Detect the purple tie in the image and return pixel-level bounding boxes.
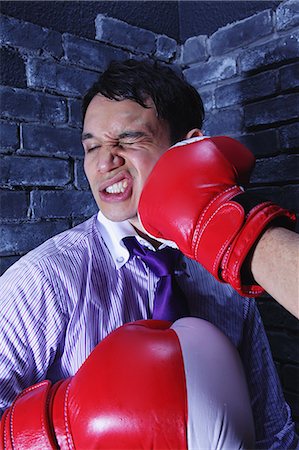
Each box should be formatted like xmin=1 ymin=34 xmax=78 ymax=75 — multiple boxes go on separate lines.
xmin=123 ymin=237 xmax=189 ymax=322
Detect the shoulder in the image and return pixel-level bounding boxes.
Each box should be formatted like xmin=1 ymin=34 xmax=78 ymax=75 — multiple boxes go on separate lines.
xmin=182 ymin=256 xmax=263 ymax=343
xmin=38 ymin=215 xmax=101 ymax=257
xmin=184 ymin=256 xmax=250 ymax=307
xmin=1 ymin=215 xmax=108 ymax=279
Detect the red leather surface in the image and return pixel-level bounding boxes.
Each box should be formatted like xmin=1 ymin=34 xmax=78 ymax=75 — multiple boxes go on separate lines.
xmin=138 ymin=136 xmax=295 ymax=296
xmin=58 ymin=320 xmax=187 ymax=449
xmin=0 ymin=381 xmax=57 ymax=449
xmin=138 ymin=136 xmax=254 ymax=256
xmin=1 ymin=320 xmax=188 ymax=450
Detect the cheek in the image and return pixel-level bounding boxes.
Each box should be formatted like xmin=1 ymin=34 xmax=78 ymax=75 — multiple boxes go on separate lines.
xmin=131 ymin=151 xmax=163 ymax=179
xmin=134 ymin=161 xmax=156 ymax=190
xmin=83 ymin=160 xmax=88 ymax=176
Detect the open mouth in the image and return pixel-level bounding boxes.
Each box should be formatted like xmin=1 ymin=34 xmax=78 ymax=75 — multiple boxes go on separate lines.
xmin=99 ymin=174 xmax=133 ymax=202
xmin=105 ymin=179 xmax=128 ymax=194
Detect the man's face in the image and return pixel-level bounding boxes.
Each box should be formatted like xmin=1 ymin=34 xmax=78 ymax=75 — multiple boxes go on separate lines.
xmin=82 ymin=95 xmax=172 ymax=228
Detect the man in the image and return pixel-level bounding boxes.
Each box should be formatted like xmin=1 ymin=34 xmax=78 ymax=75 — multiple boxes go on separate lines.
xmin=0 ymin=59 xmax=298 ymax=447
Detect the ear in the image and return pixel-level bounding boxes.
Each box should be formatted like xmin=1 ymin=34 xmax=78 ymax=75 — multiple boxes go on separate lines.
xmin=185 ymin=129 xmax=203 ymax=139
xmin=185 ymin=128 xmax=203 ymax=139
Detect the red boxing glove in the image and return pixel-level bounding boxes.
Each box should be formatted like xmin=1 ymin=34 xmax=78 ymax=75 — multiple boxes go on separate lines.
xmin=1 ymin=318 xmax=254 ymax=449
xmin=138 ymin=136 xmax=296 ymax=296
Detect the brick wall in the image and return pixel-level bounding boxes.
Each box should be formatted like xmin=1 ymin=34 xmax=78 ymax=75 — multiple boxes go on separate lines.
xmin=1 ymin=0 xmax=298 ymax=428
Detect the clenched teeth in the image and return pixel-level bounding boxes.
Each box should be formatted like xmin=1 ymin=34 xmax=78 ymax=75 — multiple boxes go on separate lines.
xmin=105 ymin=180 xmax=128 ymax=194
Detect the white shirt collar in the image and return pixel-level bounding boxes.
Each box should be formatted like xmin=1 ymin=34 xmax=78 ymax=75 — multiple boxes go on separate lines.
xmin=96 ymin=211 xmax=158 ymax=269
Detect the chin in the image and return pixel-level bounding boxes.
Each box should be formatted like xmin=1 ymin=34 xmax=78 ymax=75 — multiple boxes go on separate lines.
xmin=101 ymin=209 xmax=138 ymax=224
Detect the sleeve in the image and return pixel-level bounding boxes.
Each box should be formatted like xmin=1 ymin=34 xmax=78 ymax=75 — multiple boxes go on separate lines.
xmin=240 ymin=299 xmax=298 ymax=449
xmin=0 ymin=259 xmax=67 ymax=417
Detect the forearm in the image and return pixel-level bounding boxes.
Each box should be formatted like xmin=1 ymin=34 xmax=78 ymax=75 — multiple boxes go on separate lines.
xmin=251 ymin=227 xmax=299 ymax=319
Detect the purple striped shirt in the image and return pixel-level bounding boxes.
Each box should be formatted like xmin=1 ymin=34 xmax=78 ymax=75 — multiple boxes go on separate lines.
xmin=0 ymin=213 xmax=297 ymax=448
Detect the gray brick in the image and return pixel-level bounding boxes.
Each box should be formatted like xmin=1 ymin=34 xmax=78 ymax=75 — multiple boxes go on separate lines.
xmin=0 ymin=87 xmax=67 ymax=123
xmin=167 ymin=62 xmax=183 ymax=78
xmin=215 ymin=82 xmax=243 ymax=109
xmin=198 ymin=88 xmax=214 ymax=112
xmin=276 ymin=0 xmax=299 ymax=31
xmin=0 ymin=15 xmax=63 ymax=58
xmin=72 ymin=217 xmax=89 ymax=228
xmin=63 ymin=33 xmax=128 ymax=71
xmin=279 ymin=122 xmax=299 ymax=150
xmin=95 ymin=14 xmax=156 ymax=54
xmin=22 ymin=124 xmax=82 ymax=158
xmin=268 ymin=332 xmax=299 ymax=363
xmin=283 ymin=365 xmax=299 ymax=393
xmin=184 ymin=57 xmax=236 ymax=88
xmin=0 ymin=122 xmax=19 ymax=152
xmin=251 ymin=154 xmax=299 ymax=184
xmin=155 ymin=35 xmax=177 ymax=62
xmin=203 ymin=108 xmax=243 ymax=135
xmin=68 ymin=99 xmax=83 ymax=128
xmin=74 ymin=160 xmax=90 ymax=190
xmin=0 ymin=221 xmax=69 ymax=256
xmin=0 ymin=256 xmax=21 ymax=276
xmin=244 ymin=93 xmax=299 ymax=128
xmin=31 ymin=190 xmax=97 ymax=219
xmin=210 ymin=10 xmax=273 ymax=56
xmin=181 ymin=35 xmax=207 ymax=66
xmin=0 ymin=47 xmax=26 ymax=88
xmin=27 ymin=58 xmax=99 ymax=97
xmin=248 ymin=184 xmax=299 ymax=213
xmin=239 ymin=32 xmax=299 ymax=73
xmin=0 ymin=156 xmax=70 ymax=187
xmin=236 ymin=129 xmax=279 ymax=157
xmin=280 ymin=185 xmax=299 ymax=211
xmin=215 ymin=71 xmax=278 ymax=108
xmin=280 ymin=62 xmax=299 ymax=90
xmin=247 ymin=186 xmax=285 ymax=209
xmin=0 ymin=191 xmax=28 ymax=219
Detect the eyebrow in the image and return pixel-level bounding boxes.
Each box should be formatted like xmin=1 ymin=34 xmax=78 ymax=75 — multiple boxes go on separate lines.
xmin=81 ymin=130 xmax=149 ymax=142
xmin=118 ymin=131 xmax=147 ymax=140
xmin=81 ymin=132 xmax=93 ymax=142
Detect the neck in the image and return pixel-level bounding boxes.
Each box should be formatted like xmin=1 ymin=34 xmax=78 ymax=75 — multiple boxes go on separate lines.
xmin=132 ymin=225 xmax=161 ymax=250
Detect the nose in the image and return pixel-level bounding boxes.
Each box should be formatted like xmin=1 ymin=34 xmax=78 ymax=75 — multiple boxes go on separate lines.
xmin=97 ymin=145 xmax=124 ymax=173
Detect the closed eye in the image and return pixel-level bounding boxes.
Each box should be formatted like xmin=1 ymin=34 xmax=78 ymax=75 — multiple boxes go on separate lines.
xmin=119 ymin=141 xmax=136 ymax=146
xmin=118 ymin=131 xmax=147 ymax=145
xmin=85 ymin=145 xmax=101 ymax=153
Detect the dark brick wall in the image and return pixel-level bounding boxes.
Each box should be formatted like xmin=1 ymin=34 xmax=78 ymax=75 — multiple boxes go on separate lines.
xmin=181 ymin=0 xmax=299 ymax=429
xmin=1 ymin=0 xmax=298 ymax=429
xmin=0 ymin=0 xmax=281 ymax=42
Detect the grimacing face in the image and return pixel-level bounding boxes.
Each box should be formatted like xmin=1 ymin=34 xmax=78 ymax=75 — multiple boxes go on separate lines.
xmin=82 ymin=95 xmax=172 ymax=229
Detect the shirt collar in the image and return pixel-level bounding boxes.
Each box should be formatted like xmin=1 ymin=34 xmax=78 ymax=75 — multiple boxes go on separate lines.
xmin=96 ymin=211 xmax=189 ymax=276
xmin=96 ymin=211 xmax=158 ymax=269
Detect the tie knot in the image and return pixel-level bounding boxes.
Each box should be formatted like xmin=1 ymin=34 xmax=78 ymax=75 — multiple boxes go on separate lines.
xmin=123 ymin=237 xmax=179 ymax=277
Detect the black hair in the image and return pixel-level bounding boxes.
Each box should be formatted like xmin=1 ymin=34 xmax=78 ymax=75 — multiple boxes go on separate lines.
xmin=82 ymin=59 xmax=205 ymax=144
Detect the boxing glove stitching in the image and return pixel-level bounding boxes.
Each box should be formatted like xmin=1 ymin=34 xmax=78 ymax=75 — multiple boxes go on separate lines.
xmin=2 ymin=409 xmax=9 ymax=450
xmin=223 ymin=202 xmax=296 ymax=296
xmin=64 ymin=382 xmax=75 ymax=450
xmin=10 ymin=381 xmax=48 ymax=449
xmin=194 ymin=200 xmax=243 ymax=267
xmin=194 ymin=185 xmax=240 ymax=241
xmin=212 ymin=203 xmax=244 ymax=275
xmin=195 ymin=186 xmax=239 ymax=237
xmin=220 ymin=205 xmax=266 ymax=296
xmin=193 ymin=201 xmax=243 ymax=278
